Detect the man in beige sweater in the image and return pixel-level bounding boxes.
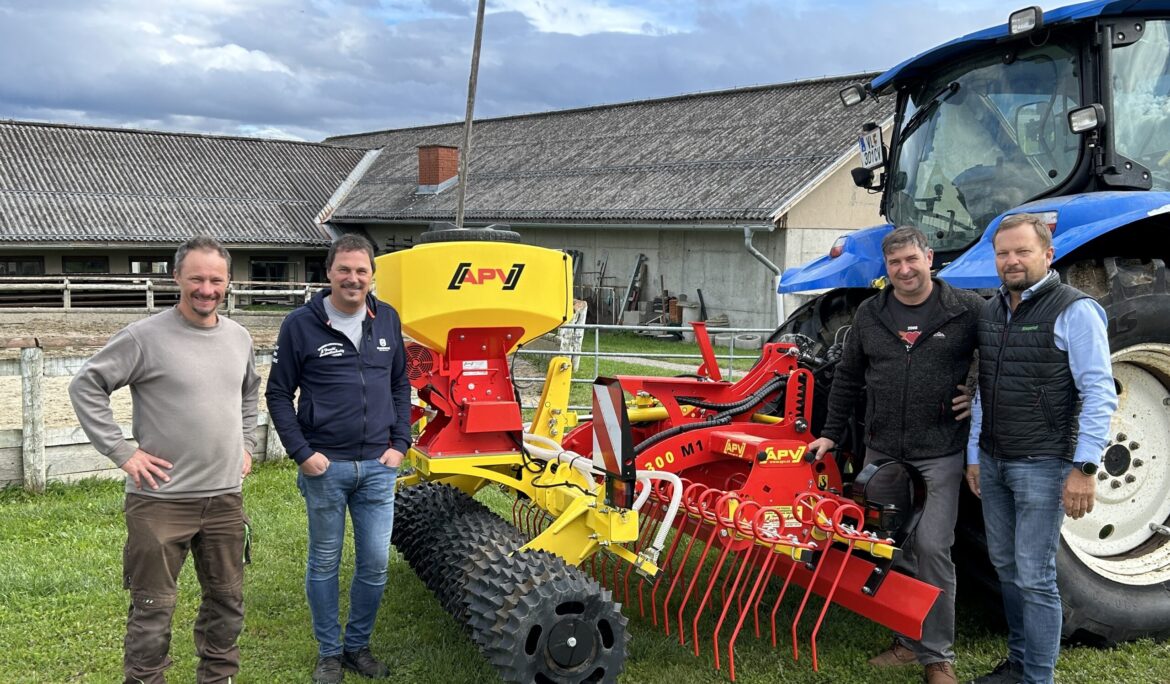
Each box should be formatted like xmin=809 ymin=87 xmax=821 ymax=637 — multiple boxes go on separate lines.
xmin=69 ymin=236 xmax=260 ymax=684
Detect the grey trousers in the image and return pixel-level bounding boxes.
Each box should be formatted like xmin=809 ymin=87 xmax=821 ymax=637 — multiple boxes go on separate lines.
xmin=864 ymin=448 xmax=963 ymax=665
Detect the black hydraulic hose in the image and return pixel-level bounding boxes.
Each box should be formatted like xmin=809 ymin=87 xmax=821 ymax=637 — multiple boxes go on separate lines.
xmin=676 ymin=373 xmax=790 ymax=411
xmin=635 ymin=374 xmax=787 ymax=454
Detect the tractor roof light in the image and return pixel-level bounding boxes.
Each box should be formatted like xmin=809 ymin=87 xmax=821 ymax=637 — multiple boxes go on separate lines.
xmin=829 ymin=236 xmax=847 ymax=258
xmin=839 ymin=84 xmax=866 ymax=107
xmin=1069 ymin=104 xmax=1106 ymax=133
xmin=1009 ymin=6 xmax=1043 ymax=35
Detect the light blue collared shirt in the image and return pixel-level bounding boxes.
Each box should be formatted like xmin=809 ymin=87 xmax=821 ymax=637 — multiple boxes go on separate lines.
xmin=967 ymin=270 xmax=1118 ymax=466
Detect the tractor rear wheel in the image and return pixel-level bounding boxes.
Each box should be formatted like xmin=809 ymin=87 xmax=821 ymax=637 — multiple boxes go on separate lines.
xmin=1054 ymin=258 xmax=1170 ymax=645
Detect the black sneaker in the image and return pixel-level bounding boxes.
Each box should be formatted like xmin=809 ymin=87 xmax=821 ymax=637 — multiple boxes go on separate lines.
xmin=312 ymin=655 xmax=344 ymax=684
xmin=966 ymin=659 xmax=1023 ymax=684
xmin=342 ymin=647 xmax=390 ymax=679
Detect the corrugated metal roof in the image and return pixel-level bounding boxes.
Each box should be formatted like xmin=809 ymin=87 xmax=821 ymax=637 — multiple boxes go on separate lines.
xmin=0 ymin=121 xmax=367 ymax=246
xmin=325 ymin=74 xmax=892 ymax=224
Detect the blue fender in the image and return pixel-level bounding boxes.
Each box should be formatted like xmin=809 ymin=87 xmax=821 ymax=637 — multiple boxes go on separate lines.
xmin=778 ymin=223 xmax=894 ymax=293
xmin=938 ymin=191 xmax=1170 ymax=289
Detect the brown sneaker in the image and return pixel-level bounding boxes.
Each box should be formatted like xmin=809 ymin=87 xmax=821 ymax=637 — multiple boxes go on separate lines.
xmin=867 ymin=640 xmax=917 ymax=667
xmin=925 ymin=661 xmax=958 ymax=684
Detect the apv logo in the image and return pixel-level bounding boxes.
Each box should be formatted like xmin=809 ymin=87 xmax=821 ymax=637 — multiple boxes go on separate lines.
xmin=448 ymin=262 xmax=525 ymax=290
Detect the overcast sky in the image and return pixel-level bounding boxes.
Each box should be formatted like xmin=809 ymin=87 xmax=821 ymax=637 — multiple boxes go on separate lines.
xmin=0 ymin=1 xmax=1044 ymax=142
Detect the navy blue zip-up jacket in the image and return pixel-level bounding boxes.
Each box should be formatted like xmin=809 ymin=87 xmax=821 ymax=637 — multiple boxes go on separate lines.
xmin=266 ymin=289 xmax=411 ymax=464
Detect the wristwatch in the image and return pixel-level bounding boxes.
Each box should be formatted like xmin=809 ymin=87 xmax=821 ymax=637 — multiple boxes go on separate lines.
xmin=1075 ymin=461 xmax=1099 ymax=476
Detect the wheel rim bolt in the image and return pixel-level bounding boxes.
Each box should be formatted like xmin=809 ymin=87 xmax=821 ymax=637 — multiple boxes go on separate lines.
xmin=1116 ymin=432 xmax=1128 ymax=442
xmin=1097 ymin=472 xmax=1108 ymax=481
xmin=567 ymin=637 xmax=578 ymax=647
xmin=1125 ymin=474 xmax=1136 ymax=484
xmin=1130 ymin=441 xmax=1140 ymax=450
xmin=1134 ymin=458 xmax=1144 ymax=467
xmin=1111 ymin=480 xmax=1123 ymax=489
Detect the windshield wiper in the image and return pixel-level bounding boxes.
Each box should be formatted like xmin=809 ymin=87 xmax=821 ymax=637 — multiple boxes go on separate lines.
xmin=899 ymin=81 xmax=961 ymax=142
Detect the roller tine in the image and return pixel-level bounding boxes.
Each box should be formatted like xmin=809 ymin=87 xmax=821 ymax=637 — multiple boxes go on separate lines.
xmin=622 ymin=502 xmax=660 ymax=605
xmin=662 ymin=509 xmax=706 ymax=637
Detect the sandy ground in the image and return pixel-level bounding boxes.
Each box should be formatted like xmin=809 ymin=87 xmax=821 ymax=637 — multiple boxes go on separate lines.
xmin=0 ymin=312 xmax=284 ymax=429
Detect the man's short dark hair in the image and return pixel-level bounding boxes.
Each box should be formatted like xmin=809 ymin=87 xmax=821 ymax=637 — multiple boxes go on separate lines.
xmin=326 ymin=234 xmax=377 ymax=273
xmin=881 ymin=226 xmax=930 ymax=257
xmin=175 ymin=235 xmax=231 ymax=274
xmin=994 ymin=213 xmax=1053 ymax=250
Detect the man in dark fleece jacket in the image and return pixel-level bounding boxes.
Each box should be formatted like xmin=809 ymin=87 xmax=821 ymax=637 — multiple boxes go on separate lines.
xmin=808 ymin=226 xmax=984 ymax=684
xmin=266 ymin=234 xmax=410 ymax=684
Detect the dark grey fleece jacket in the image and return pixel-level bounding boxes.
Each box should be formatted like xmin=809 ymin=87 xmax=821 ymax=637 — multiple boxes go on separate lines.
xmin=820 ymin=278 xmax=984 ymax=460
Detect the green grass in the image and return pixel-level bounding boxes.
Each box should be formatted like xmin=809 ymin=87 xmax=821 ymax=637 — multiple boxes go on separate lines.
xmin=2 ymin=464 xmax=1167 ymax=683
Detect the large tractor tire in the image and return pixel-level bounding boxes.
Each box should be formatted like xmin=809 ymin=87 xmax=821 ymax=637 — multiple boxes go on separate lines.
xmin=1054 ymin=258 xmax=1170 ymax=645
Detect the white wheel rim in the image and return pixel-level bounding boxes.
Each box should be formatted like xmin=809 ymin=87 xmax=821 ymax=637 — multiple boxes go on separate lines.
xmin=1063 ymin=343 xmax=1170 ymax=584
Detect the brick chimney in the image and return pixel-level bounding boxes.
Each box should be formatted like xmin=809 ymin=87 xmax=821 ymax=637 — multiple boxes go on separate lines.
xmin=417 ymin=144 xmax=459 ymax=194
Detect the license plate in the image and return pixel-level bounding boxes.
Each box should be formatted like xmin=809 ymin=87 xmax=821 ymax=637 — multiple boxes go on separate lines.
xmin=858 ymin=127 xmax=884 ymax=169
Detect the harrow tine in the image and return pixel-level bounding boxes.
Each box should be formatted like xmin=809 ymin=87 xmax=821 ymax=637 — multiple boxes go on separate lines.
xmin=624 ymin=493 xmax=665 ymax=606
xmin=690 ymin=490 xmax=742 ymax=657
xmin=791 ymin=495 xmax=839 ymax=663
xmin=728 ymin=506 xmax=808 ymax=681
xmin=770 ymin=492 xmax=822 ymax=648
xmin=675 ymin=489 xmax=723 ymax=646
xmin=712 ymin=499 xmax=762 ymax=673
xmin=650 ymin=481 xmax=700 ymax=627
xmin=808 ymin=501 xmax=866 ymax=672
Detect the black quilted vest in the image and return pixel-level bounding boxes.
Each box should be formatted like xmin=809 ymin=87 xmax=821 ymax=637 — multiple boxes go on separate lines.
xmin=977 ymin=276 xmax=1089 ymax=459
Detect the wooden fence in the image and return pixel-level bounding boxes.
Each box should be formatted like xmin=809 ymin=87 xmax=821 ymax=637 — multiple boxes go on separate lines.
xmin=0 ymin=275 xmax=323 ymax=311
xmin=1 ymin=342 xmax=284 ymax=492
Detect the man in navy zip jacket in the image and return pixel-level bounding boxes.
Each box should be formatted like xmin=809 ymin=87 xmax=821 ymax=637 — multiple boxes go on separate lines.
xmin=809 ymin=226 xmax=985 ymax=684
xmin=266 ymin=234 xmax=410 ymax=684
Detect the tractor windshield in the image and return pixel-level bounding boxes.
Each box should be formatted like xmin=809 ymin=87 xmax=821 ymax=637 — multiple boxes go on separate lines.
xmin=1112 ymin=19 xmax=1170 ymax=192
xmin=886 ymin=40 xmax=1082 ymax=252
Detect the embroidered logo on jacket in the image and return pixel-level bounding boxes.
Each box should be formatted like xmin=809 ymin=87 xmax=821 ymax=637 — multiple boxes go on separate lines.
xmin=318 ymin=342 xmax=345 ymax=358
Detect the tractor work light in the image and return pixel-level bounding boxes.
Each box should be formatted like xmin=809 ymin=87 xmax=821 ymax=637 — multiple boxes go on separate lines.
xmin=839 ymin=84 xmax=866 ymax=107
xmin=1069 ymin=103 xmax=1106 ymax=133
xmin=1009 ymin=6 xmax=1043 ymax=35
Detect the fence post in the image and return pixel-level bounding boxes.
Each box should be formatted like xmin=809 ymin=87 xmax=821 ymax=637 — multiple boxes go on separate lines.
xmin=227 ymin=285 xmax=237 ymax=314
xmin=62 ymin=278 xmax=71 ymax=310
xmin=21 ymin=346 xmax=46 ymax=492
xmin=146 ymin=278 xmax=155 ymax=311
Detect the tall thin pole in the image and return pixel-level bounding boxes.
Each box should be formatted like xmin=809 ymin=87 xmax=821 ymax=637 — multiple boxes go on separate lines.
xmin=455 ymin=0 xmax=486 ymax=229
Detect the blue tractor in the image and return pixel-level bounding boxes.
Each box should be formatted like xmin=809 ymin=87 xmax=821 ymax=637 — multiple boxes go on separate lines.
xmin=776 ymin=2 xmax=1170 ymax=645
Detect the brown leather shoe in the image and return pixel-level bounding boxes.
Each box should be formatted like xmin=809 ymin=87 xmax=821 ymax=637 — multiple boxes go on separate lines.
xmin=925 ymin=661 xmax=958 ymax=684
xmin=867 ymin=641 xmax=917 ymax=667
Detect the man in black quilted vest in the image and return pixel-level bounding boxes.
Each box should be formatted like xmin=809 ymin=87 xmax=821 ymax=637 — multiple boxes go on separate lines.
xmin=965 ymin=214 xmax=1117 ymax=684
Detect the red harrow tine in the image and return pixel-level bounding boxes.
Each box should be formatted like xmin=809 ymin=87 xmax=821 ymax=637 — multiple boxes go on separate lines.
xmin=639 ymin=482 xmax=674 ymax=617
xmin=712 ymin=499 xmax=762 ymax=673
xmin=807 ymin=500 xmax=867 ymax=672
xmin=770 ymin=491 xmax=822 ymax=647
xmin=675 ymin=488 xmax=723 ymax=646
xmin=650 ymin=479 xmax=697 ymax=627
xmin=661 ymin=484 xmax=713 ymax=637
xmin=626 ymin=482 xmax=668 ymax=608
xmin=690 ymin=492 xmax=742 ymax=657
xmin=726 ymin=507 xmax=792 ymax=682
xmin=791 ymin=495 xmax=839 ymax=663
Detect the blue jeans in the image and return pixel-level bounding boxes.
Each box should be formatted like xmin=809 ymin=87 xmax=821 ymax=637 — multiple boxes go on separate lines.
xmin=297 ymin=459 xmax=397 ymax=657
xmin=979 ymin=453 xmax=1071 ymax=684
